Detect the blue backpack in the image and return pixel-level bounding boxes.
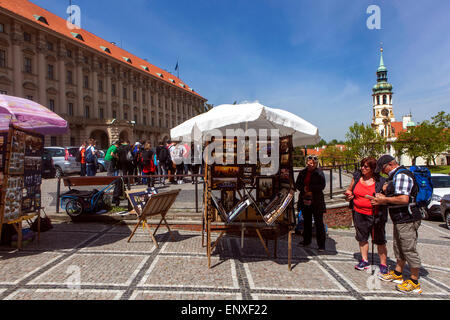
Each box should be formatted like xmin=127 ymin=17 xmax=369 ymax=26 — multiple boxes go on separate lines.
xmin=409 ymin=166 xmax=433 ymax=206
xmin=395 ymin=166 xmax=433 ymax=206
xmin=85 ymin=146 xmax=95 ymax=164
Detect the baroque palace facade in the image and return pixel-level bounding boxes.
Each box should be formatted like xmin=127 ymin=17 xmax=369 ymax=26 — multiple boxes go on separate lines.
xmin=0 ymin=0 xmax=207 ymax=149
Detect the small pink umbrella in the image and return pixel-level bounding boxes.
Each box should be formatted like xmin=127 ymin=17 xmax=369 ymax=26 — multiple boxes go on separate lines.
xmin=0 ymin=94 xmax=68 ymax=135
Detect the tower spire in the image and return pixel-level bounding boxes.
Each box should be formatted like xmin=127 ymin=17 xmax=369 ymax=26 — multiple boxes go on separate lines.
xmin=379 ymin=43 xmax=385 ymax=69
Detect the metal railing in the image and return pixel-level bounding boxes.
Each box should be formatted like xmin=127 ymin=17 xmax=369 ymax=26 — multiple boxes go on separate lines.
xmin=56 ymin=173 xmax=204 ymax=214
xmin=293 ymin=162 xmax=359 ymax=199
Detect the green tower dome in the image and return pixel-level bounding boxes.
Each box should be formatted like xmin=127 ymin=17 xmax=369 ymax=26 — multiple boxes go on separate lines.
xmin=373 ymin=47 xmax=393 ymax=94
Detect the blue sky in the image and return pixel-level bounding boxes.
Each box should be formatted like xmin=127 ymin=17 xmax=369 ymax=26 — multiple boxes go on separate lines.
xmin=32 ymin=0 xmax=450 ymax=141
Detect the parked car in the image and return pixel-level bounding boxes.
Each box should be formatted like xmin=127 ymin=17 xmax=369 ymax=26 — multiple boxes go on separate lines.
xmin=440 ymin=194 xmax=450 ymax=230
xmin=426 ymin=173 xmax=450 ymax=219
xmin=44 ymin=146 xmax=81 ymax=178
xmin=41 ymin=148 xmax=56 ymax=178
xmin=97 ymin=150 xmax=106 ymax=172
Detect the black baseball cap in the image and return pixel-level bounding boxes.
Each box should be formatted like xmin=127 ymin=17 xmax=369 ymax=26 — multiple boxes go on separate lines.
xmin=375 ymin=155 xmax=395 ymax=173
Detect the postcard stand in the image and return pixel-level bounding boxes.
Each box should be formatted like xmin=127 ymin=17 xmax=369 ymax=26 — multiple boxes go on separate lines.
xmin=0 ymin=125 xmax=42 ymax=249
xmin=202 ymin=135 xmax=296 ymax=270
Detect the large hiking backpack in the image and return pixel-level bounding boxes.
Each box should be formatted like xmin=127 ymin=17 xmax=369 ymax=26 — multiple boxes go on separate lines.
xmin=409 ymin=166 xmax=433 ymax=206
xmin=85 ymin=146 xmax=95 ymax=164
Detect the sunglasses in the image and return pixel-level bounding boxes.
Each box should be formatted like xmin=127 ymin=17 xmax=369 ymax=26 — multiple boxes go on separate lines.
xmin=307 ymin=156 xmax=318 ymax=161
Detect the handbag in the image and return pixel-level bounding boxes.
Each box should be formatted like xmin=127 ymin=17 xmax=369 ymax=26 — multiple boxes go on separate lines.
xmin=30 ymin=210 xmax=53 ymax=232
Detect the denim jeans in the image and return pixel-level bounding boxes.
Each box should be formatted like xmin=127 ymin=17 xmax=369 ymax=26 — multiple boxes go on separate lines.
xmin=86 ymin=164 xmax=96 ymax=176
xmin=105 ymin=160 xmax=114 ymax=176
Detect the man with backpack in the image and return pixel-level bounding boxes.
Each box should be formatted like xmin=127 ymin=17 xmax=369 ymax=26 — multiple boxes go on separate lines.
xmin=104 ymin=141 xmax=120 ymax=176
xmin=171 ymin=142 xmax=186 ymax=184
xmin=158 ymin=141 xmax=172 ymax=185
xmin=85 ymin=139 xmax=98 ymax=177
xmin=371 ymin=155 xmax=423 ymax=294
xmin=77 ymin=141 xmax=87 ymax=177
xmin=118 ymin=140 xmax=134 ymax=189
xmin=141 ymin=142 xmax=156 ymax=187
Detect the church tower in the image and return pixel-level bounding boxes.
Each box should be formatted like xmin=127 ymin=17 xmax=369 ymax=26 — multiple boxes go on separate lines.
xmin=371 ymin=46 xmax=395 ymax=138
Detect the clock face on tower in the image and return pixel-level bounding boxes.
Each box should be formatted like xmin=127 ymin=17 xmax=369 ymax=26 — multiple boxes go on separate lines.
xmin=381 ymin=108 xmax=389 ymax=117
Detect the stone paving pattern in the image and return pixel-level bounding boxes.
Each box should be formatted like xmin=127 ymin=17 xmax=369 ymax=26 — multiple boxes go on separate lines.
xmin=0 ymin=218 xmax=449 ymax=300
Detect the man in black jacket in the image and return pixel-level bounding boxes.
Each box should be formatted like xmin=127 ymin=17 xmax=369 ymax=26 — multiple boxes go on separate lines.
xmin=295 ymin=155 xmax=327 ymax=252
xmin=158 ymin=142 xmax=171 ymax=185
xmin=117 ymin=140 xmax=134 ymax=189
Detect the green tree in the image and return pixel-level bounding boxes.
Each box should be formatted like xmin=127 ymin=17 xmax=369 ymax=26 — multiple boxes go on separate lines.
xmin=293 ymin=147 xmax=306 ymax=167
xmin=194 ymin=103 xmax=214 ymax=115
xmin=320 ymin=145 xmax=346 ymax=166
xmin=345 ymin=122 xmax=386 ymax=160
xmin=394 ymin=127 xmax=422 ymax=165
xmin=395 ymin=111 xmax=450 ymax=165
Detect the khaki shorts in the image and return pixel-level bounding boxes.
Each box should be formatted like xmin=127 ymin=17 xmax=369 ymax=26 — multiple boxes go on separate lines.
xmin=393 ymin=220 xmax=421 ymax=269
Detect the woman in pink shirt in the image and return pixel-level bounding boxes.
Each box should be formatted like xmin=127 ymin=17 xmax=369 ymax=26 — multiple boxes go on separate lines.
xmin=345 ymin=157 xmax=388 ymax=274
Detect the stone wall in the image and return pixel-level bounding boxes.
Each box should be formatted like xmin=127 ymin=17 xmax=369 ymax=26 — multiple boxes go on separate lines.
xmin=324 ymin=203 xmax=353 ymax=228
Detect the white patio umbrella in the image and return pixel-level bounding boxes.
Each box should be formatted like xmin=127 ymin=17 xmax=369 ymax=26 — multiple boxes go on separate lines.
xmin=170 ymin=102 xmax=320 ymax=146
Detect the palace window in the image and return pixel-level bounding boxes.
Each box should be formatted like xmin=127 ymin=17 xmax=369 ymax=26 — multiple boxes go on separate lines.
xmin=50 ymin=136 xmax=57 ymax=146
xmin=26 ymin=95 xmax=33 ymax=100
xmin=0 ymin=49 xmax=6 ymax=68
xmin=123 ymin=87 xmax=127 ymax=99
xmin=0 ymin=24 xmax=4 ymax=33
xmin=124 ymin=112 xmax=128 ymax=120
xmin=99 ymin=108 xmax=104 ymax=119
xmin=67 ymin=49 xmax=72 ymax=58
xmin=47 ymin=64 xmax=54 ymax=80
xmin=133 ymin=90 xmax=137 ymax=102
xmin=111 ymin=83 xmax=116 ymax=96
xmin=70 ymin=137 xmax=76 ymax=146
xmin=143 ymin=116 xmax=147 ymax=125
xmin=98 ymin=80 xmax=103 ymax=92
xmin=67 ymin=70 xmax=73 ymax=84
xmin=383 ymin=95 xmax=387 ymax=105
xmin=85 ymin=105 xmax=90 ymax=118
xmin=24 ymin=57 xmax=32 ymax=73
xmin=47 ymin=41 xmax=54 ymax=51
xmin=112 ymin=110 xmax=117 ymax=119
xmin=83 ymin=75 xmax=89 ymax=89
xmin=24 ymin=32 xmax=31 ymax=42
xmin=68 ymin=103 xmax=74 ymax=116
xmin=49 ymin=99 xmax=55 ymax=112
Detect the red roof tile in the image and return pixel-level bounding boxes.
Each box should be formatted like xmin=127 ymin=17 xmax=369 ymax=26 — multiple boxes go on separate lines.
xmin=391 ymin=121 xmax=405 ymax=137
xmin=0 ymin=0 xmax=204 ymax=99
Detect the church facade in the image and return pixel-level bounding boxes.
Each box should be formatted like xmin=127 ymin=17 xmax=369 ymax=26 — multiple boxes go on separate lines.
xmin=370 ymin=47 xmax=433 ymax=166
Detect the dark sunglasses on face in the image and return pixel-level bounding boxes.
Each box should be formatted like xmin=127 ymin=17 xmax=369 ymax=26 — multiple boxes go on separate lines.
xmin=307 ymin=156 xmax=318 ymax=161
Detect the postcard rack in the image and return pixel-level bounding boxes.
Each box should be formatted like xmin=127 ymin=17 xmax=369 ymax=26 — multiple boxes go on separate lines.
xmin=202 ymin=135 xmax=297 ymax=270
xmin=0 ymin=125 xmax=43 ymax=249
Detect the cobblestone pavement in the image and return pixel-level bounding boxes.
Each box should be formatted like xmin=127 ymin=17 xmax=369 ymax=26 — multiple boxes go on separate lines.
xmin=0 ymin=217 xmax=448 ymax=300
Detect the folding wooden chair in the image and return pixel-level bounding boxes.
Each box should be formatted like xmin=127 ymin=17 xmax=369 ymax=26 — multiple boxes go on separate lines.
xmin=127 ymin=189 xmax=181 ymax=248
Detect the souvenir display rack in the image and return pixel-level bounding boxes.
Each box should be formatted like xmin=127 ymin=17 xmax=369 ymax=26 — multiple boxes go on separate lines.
xmin=0 ymin=125 xmax=42 ymax=249
xmin=202 ymin=135 xmax=297 ymax=269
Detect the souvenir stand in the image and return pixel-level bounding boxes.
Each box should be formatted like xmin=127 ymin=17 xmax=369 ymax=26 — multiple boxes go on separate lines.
xmin=203 ymin=135 xmax=297 ymax=269
xmin=0 ymin=125 xmax=44 ymax=248
xmin=0 ymin=94 xmax=68 ymax=249
xmin=170 ymin=102 xmax=321 ymax=270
